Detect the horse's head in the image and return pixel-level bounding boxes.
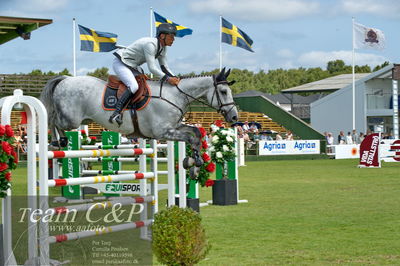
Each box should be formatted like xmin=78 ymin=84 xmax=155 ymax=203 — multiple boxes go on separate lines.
xmin=208 ymin=68 xmax=238 ymax=123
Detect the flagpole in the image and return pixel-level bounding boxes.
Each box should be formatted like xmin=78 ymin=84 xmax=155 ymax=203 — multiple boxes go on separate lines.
xmin=150 ymin=7 xmax=154 ymax=79
xmin=150 ymin=7 xmax=153 ymax=37
xmin=352 ymin=17 xmax=355 ymax=130
xmin=219 ymin=15 xmax=222 ymax=71
xmin=73 ymin=18 xmax=76 ymax=76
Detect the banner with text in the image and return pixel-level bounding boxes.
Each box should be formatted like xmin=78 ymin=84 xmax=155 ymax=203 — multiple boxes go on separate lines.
xmin=258 ymin=140 xmax=320 ymax=155
xmin=359 ymin=133 xmax=380 ymax=167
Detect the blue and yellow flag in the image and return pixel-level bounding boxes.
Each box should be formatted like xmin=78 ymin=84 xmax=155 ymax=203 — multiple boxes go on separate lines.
xmin=78 ymin=24 xmax=117 ymax=52
xmin=154 ymin=11 xmax=193 ymax=38
xmin=221 ymin=17 xmax=254 ymax=52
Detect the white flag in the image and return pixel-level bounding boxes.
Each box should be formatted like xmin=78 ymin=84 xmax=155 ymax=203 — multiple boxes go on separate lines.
xmin=354 ymin=22 xmax=385 ymax=50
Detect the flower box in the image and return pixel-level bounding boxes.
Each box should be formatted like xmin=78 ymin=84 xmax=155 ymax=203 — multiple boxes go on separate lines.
xmin=212 ymin=179 xmax=237 ymax=205
xmin=172 ymin=197 xmax=200 ymax=213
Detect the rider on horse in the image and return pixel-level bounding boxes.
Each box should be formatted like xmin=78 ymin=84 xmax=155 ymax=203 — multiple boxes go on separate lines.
xmin=109 ymin=23 xmax=181 ymax=125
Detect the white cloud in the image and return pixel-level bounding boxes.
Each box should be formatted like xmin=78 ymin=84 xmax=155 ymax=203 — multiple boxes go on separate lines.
xmin=189 ymin=0 xmax=320 ymax=21
xmin=0 ymin=0 xmax=69 ymax=17
xmin=297 ymin=50 xmax=387 ymax=68
xmin=277 ymin=49 xmax=295 ymax=58
xmin=338 ymin=0 xmax=400 ymax=18
xmin=77 ymin=67 xmax=96 ymax=76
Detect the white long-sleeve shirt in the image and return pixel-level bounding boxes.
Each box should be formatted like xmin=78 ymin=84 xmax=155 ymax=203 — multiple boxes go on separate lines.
xmin=115 ymin=37 xmax=174 ymax=78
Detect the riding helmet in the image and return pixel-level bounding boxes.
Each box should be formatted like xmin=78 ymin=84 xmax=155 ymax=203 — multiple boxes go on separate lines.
xmin=157 ymin=23 xmax=177 ymax=36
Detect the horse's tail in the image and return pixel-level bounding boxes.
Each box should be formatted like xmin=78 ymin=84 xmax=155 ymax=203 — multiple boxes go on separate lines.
xmin=40 ymin=75 xmax=67 ymax=125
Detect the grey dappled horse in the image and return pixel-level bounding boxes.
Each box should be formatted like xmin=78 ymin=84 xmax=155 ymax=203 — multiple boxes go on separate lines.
xmin=40 ymin=68 xmax=238 ymax=178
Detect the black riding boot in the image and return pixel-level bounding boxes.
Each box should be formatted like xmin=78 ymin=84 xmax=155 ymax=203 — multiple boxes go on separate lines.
xmin=109 ymin=89 xmax=133 ymax=126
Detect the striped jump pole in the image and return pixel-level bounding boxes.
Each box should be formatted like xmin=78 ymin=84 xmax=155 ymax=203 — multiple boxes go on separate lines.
xmin=82 ymin=170 xmax=169 ymax=176
xmin=48 ymin=220 xmax=153 ymax=244
xmin=48 ymin=172 xmax=155 ymax=187
xmin=81 ymin=143 xmax=168 ymax=150
xmin=81 ymin=157 xmax=168 ymax=163
xmin=81 ymin=144 xmax=140 ymax=150
xmin=48 ymin=196 xmax=154 ymax=214
xmin=48 ymin=148 xmax=154 ymax=159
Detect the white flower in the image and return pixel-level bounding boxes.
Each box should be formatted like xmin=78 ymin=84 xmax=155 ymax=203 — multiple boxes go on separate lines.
xmin=216 ymin=151 xmax=223 ymax=158
xmin=212 ymin=135 xmax=219 ymax=143
xmin=223 ymin=145 xmax=229 ymax=152
xmin=228 ymin=130 xmax=236 ymax=136
xmin=226 ymin=136 xmax=233 ymax=142
xmin=211 ymin=124 xmax=219 ymax=132
xmin=221 ymin=130 xmax=228 ymax=135
xmin=209 ymin=146 xmax=214 ymax=152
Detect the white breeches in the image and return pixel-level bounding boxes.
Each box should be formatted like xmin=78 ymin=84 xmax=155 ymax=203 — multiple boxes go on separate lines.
xmin=113 ymin=58 xmax=138 ymax=94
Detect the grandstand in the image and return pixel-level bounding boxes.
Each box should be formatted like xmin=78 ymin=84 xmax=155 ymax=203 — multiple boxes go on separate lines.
xmin=8 ymin=110 xmax=288 ymax=136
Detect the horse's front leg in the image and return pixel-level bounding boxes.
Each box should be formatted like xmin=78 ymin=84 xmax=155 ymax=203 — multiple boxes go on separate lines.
xmin=162 ymin=124 xmax=204 ymax=174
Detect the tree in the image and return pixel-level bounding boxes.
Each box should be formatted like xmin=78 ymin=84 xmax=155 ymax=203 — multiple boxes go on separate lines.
xmin=327 ymin=59 xmax=346 ymax=74
xmin=373 ymin=61 xmax=390 ymax=72
xmin=87 ymin=67 xmax=109 ymax=81
xmin=58 ymin=68 xmax=71 ymax=76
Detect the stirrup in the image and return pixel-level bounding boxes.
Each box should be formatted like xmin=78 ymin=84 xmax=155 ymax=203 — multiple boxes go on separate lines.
xmin=109 ymin=113 xmax=123 ymax=126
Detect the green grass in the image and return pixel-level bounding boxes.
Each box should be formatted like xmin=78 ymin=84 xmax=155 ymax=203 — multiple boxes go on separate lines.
xmin=196 ymin=159 xmax=400 ymax=265
xmin=3 ymin=159 xmax=400 ymax=265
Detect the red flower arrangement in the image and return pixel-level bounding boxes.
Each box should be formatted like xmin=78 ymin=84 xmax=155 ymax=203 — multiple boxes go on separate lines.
xmin=199 ymin=127 xmax=207 ymax=138
xmin=0 ymin=124 xmax=19 ymax=198
xmin=81 ymin=130 xmax=96 ymax=145
xmin=205 ymin=162 xmax=216 ymax=172
xmin=201 ymin=140 xmax=208 ymax=149
xmin=205 ymin=179 xmax=215 ymax=187
xmin=185 ymin=127 xmax=216 ymax=187
xmin=202 ymin=152 xmax=211 ymax=162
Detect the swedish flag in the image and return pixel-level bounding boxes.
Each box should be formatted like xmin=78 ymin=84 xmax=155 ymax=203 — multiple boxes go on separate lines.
xmin=154 ymin=11 xmax=193 ymax=38
xmin=221 ymin=17 xmax=254 ymax=52
xmin=78 ymin=24 xmax=117 ymax=52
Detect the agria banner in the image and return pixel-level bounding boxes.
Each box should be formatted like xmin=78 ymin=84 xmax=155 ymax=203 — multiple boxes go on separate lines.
xmin=259 ymin=140 xmax=320 ymax=155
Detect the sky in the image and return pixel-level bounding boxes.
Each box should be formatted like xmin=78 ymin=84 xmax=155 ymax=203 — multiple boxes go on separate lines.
xmin=1 ymin=0 xmax=400 ymax=76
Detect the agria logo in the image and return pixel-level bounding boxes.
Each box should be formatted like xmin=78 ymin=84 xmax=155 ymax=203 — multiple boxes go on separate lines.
xmin=263 ymin=142 xmax=286 ymax=151
xmin=294 ymin=141 xmax=316 ymax=151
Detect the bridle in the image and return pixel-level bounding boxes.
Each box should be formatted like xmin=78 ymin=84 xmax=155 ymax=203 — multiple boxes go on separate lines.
xmin=174 ymin=75 xmax=236 ymax=120
xmin=210 ymin=75 xmax=237 ymax=118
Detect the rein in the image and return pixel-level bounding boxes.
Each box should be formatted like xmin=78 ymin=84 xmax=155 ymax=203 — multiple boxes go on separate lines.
xmin=173 ymin=75 xmax=236 ymax=120
xmin=148 ymin=75 xmax=236 ymax=123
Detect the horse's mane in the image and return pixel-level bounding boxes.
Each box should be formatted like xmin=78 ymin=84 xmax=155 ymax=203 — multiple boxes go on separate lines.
xmin=150 ymin=74 xmax=213 ymax=82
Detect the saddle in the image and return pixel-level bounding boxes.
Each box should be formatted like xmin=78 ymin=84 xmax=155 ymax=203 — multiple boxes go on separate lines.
xmin=102 ymin=74 xmax=151 ymax=111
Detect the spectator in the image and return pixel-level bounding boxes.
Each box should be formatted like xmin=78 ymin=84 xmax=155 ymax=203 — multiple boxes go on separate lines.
xmin=15 ymin=131 xmax=26 ymax=153
xmin=345 ymin=132 xmax=353 ymax=144
xmin=235 ymin=125 xmax=244 ymax=139
xmin=351 ymin=129 xmax=359 ymax=144
xmin=359 ymin=132 xmax=365 ymax=143
xmin=327 ymin=132 xmax=334 ymax=145
xmin=249 ymin=123 xmax=259 ymax=134
xmin=275 ymin=133 xmax=283 ymax=141
xmin=242 ymin=121 xmax=250 ymax=132
xmin=285 ymin=130 xmax=294 ymax=141
xmin=338 ymin=131 xmax=346 ymax=144
xmin=260 ymin=132 xmax=270 ymax=141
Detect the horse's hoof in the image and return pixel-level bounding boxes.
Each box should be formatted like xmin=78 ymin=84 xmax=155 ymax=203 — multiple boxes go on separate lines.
xmin=48 ymin=143 xmax=60 ymax=151
xmin=189 ymin=167 xmax=200 ymax=180
xmin=59 ymin=137 xmax=68 ymax=148
xmin=194 ymin=157 xmax=204 ymax=167
xmin=183 ymin=157 xmax=195 ymax=169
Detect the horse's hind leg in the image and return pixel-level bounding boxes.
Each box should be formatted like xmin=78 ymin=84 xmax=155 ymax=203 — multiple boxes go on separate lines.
xmin=49 ymin=125 xmax=68 ymax=150
xmin=56 ymin=126 xmax=68 ymax=147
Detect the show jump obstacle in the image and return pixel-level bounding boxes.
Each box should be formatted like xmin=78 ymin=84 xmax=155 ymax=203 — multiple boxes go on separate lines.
xmin=0 ymin=90 xmax=188 ymax=266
